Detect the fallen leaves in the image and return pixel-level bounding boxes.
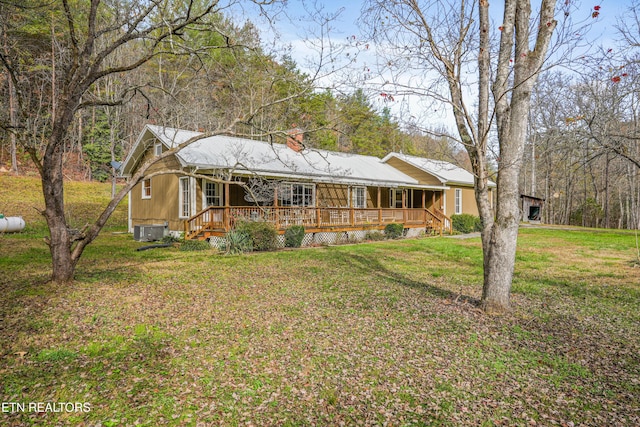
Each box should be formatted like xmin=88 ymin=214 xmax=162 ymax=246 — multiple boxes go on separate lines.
xmin=1 ymin=230 xmax=639 ymax=425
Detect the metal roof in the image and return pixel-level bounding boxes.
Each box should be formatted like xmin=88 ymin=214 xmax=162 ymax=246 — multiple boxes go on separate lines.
xmin=126 ymin=125 xmax=446 ymax=189
xmin=381 ymin=152 xmax=496 ymax=187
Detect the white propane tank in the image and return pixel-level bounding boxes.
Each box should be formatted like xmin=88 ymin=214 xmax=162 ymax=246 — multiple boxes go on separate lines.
xmin=0 ymin=214 xmax=26 ymax=233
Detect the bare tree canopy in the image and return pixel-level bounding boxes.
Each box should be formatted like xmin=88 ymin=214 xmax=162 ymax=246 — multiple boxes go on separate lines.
xmin=360 ymin=0 xmax=562 ymax=313
xmin=0 ymin=0 xmax=315 ymax=282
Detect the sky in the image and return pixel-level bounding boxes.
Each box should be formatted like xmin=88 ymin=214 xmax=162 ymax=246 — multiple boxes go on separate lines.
xmin=255 ymin=0 xmax=633 ymax=51
xmin=230 ymin=0 xmax=637 ymax=132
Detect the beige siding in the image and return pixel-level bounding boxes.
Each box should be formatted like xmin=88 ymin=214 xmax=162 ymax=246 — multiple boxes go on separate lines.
xmin=130 ymin=153 xmax=191 ymax=231
xmin=195 ymin=180 xmax=203 ymax=211
xmin=230 ymin=183 xmax=250 ymax=206
xmin=385 ymin=157 xmax=443 ymax=186
xmin=366 ymin=187 xmax=377 ymax=208
xmin=462 ymin=186 xmax=478 ymax=215
xmin=131 ymin=172 xmax=182 ymax=230
xmin=444 ymin=185 xmax=478 ymax=216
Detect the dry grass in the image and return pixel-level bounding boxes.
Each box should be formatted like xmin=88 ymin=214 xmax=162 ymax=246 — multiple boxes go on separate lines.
xmin=0 ymin=174 xmax=127 ymax=230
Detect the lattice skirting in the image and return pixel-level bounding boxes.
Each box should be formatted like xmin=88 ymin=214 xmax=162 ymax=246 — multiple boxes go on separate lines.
xmin=209 ymin=227 xmax=427 ymax=250
xmin=208 ymin=236 xmax=226 ymax=249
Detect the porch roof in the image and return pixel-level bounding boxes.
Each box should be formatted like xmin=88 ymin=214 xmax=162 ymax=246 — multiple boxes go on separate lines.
xmin=127 ymin=125 xmax=448 ymax=190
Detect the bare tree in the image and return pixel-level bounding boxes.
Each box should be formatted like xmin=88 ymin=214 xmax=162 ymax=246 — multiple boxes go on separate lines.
xmin=0 ymin=0 xmax=270 ymax=282
xmin=528 ymin=62 xmax=640 ymax=229
xmin=617 ymin=0 xmax=640 ymax=64
xmin=361 ymin=0 xmax=563 ymax=312
xmin=1 ymin=0 xmax=347 ymax=283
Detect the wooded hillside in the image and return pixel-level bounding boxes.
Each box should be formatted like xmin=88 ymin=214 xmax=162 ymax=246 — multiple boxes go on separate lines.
xmin=1 ymin=1 xmax=639 ymax=230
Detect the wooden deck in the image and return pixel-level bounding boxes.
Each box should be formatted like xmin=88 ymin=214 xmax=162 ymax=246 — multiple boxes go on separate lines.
xmin=185 ymin=206 xmax=451 ymax=240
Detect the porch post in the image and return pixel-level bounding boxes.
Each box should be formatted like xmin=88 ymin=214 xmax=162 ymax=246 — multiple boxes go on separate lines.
xmin=422 ymin=190 xmax=427 ymax=226
xmin=402 ymin=189 xmax=406 ymax=222
xmin=442 ymin=191 xmax=447 ymax=215
xmin=349 ymin=186 xmax=354 ymax=227
xmin=274 ymin=185 xmax=279 ymax=229
xmin=224 ymin=182 xmax=230 ymax=231
xmin=316 ymin=207 xmax=321 ymax=228
xmin=377 ymin=187 xmax=382 ymax=226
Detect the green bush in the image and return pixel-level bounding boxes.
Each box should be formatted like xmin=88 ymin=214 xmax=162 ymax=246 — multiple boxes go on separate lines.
xmin=284 ymin=225 xmax=305 ymax=248
xmin=162 ymin=235 xmax=181 ymax=244
xmin=220 ymin=230 xmax=253 ymax=254
xmin=179 ymin=239 xmax=211 ymax=251
xmin=451 ymin=214 xmax=482 ymax=234
xmin=235 ymin=220 xmax=278 ymax=251
xmin=384 ymin=223 xmax=404 ymax=239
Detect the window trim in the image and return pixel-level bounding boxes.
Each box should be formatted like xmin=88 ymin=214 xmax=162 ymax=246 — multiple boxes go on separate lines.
xmin=141 ymin=178 xmax=152 ymax=199
xmin=154 ymin=143 xmax=163 ymax=157
xmin=455 ymin=188 xmax=462 ymax=215
xmin=279 ymin=182 xmax=315 ymax=207
xmin=203 ymin=181 xmax=222 ymax=208
xmin=351 ymin=186 xmax=366 ymax=209
xmin=179 ymin=177 xmax=191 ymax=219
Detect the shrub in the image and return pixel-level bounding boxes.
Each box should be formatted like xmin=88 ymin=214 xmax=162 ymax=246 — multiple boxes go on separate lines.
xmin=162 ymin=235 xmax=181 ymax=244
xmin=179 ymin=239 xmax=211 ymax=251
xmin=220 ymin=230 xmax=253 ymax=254
xmin=364 ymin=230 xmax=386 ymax=241
xmin=284 ymin=225 xmax=305 ymax=248
xmin=235 ymin=220 xmax=278 ymax=251
xmin=451 ymin=214 xmax=482 ymax=234
xmin=384 ymin=223 xmax=404 ymax=239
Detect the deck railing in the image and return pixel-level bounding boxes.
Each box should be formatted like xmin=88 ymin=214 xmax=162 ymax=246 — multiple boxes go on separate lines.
xmin=431 ymin=209 xmax=452 ymax=233
xmin=185 ymin=206 xmax=446 ymax=239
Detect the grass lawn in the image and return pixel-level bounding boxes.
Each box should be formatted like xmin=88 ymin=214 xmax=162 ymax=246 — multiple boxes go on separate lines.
xmin=1 ymin=175 xmax=639 ymax=426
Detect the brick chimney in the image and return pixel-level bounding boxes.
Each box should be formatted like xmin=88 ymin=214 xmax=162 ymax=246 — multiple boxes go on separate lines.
xmin=287 ymin=128 xmax=304 ymax=152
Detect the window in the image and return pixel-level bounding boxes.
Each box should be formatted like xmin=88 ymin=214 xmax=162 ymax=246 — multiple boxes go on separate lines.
xmin=279 ymin=183 xmax=315 ymax=207
xmin=352 ymin=187 xmax=366 ymax=208
xmin=390 ymin=189 xmax=404 ymax=208
xmin=154 ymin=143 xmax=162 ymax=156
xmin=141 ymin=179 xmax=151 ymax=199
xmin=455 ymin=188 xmax=462 ymax=214
xmin=204 ymin=182 xmax=222 ymax=207
xmin=179 ymin=177 xmax=191 ymax=218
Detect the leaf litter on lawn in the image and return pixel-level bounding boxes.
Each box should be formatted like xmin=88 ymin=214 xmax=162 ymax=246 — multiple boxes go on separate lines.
xmin=1 ymin=229 xmax=638 ymax=425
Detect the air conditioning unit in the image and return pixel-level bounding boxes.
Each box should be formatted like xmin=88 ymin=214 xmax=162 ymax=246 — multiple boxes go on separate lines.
xmin=133 ymin=224 xmax=167 ymax=242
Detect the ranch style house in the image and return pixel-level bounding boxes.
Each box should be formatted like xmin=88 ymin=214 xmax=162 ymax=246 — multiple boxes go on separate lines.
xmin=120 ymin=125 xmax=494 ymax=243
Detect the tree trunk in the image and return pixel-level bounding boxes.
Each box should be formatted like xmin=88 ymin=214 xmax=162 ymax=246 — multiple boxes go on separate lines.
xmin=481 ymin=94 xmax=529 ymax=313
xmin=42 ymin=132 xmax=77 ymax=283
xmin=481 ymin=165 xmax=522 ymax=313
xmin=9 ymin=77 xmax=18 ymax=173
xmin=3 ymin=17 xmax=18 ymax=173
xmin=604 ymin=152 xmax=610 ymax=228
xmin=476 ymin=0 xmax=556 ymax=313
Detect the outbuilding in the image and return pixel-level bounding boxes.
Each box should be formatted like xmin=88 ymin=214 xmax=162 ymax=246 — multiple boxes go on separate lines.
xmin=521 ymin=195 xmax=545 ymax=223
